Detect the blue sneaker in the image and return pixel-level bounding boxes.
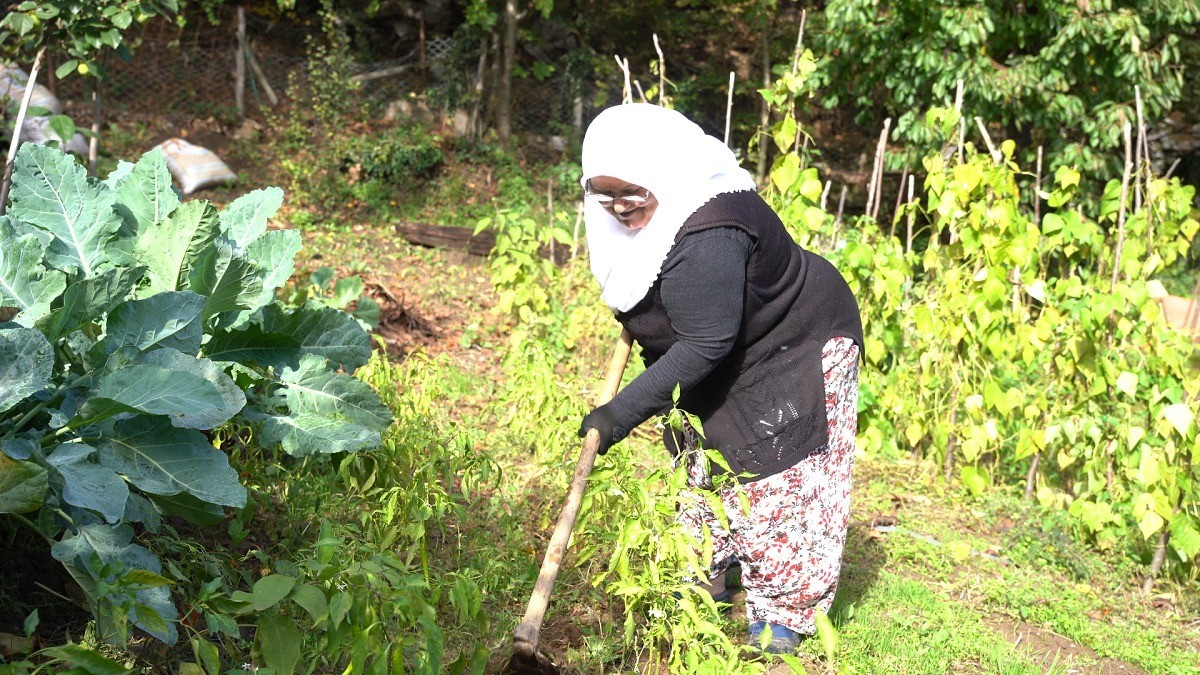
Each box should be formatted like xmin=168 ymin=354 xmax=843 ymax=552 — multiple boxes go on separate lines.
xmin=748 ymin=621 xmax=803 ymax=654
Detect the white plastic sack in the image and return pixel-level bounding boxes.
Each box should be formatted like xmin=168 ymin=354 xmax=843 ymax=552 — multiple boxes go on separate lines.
xmin=17 ymin=116 xmax=89 ymax=155
xmin=156 ymin=137 xmax=238 ymax=195
xmin=0 ymin=64 xmax=62 ymax=114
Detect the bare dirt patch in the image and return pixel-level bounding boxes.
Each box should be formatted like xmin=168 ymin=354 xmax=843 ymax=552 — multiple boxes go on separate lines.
xmin=990 ymin=617 xmax=1148 ymax=675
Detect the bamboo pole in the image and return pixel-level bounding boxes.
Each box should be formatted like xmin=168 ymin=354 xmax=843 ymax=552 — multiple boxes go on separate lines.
xmin=835 ymin=185 xmax=847 ymax=225
xmin=0 ymin=47 xmax=45 ymax=214
xmin=820 ymin=180 xmax=831 ymax=211
xmin=235 ymin=6 xmax=246 ymax=119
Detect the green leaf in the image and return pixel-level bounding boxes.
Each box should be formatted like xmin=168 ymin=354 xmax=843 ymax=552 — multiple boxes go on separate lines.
xmin=814 ymin=607 xmax=838 ymax=662
xmin=0 ymin=454 xmax=48 ymax=514
xmin=1116 ymin=371 xmax=1138 ymax=398
xmin=960 ymin=465 xmax=990 ymax=496
xmin=280 ymin=355 xmax=392 ymax=429
xmin=250 ymin=409 xmax=382 ymax=457
xmin=205 ymin=302 xmax=372 ymax=372
xmin=1161 ymin=403 xmax=1194 ymax=439
xmin=9 ymin=144 xmax=123 ymax=278
xmin=1169 ymin=513 xmax=1200 ymax=561
xmin=72 ymin=364 xmax=227 ymax=429
xmin=252 ymin=575 xmax=296 ymax=611
xmin=50 ymin=523 xmax=179 ymax=644
xmin=146 ymin=491 xmax=225 ymax=526
xmin=132 ymin=200 xmax=221 ymax=295
xmin=46 ymin=443 xmax=128 ymax=524
xmin=36 ymin=265 xmax=142 ymax=341
xmin=0 ymin=217 xmax=67 ymax=326
xmin=47 ymin=116 xmax=75 ymax=148
xmin=134 ymin=348 xmax=245 ymax=429
xmin=103 ymin=290 xmax=205 ymax=356
xmin=42 ymin=644 xmax=128 ymax=675
xmin=257 ymin=614 xmax=302 ymax=675
xmin=0 ymin=326 xmax=54 ymax=414
xmin=219 ymin=187 xmax=283 ymax=249
xmin=331 ymin=276 xmax=364 ymax=310
xmin=187 ymin=238 xmax=264 ymax=321
xmin=112 ymin=148 xmax=180 ymax=237
xmin=310 ymin=267 xmax=335 ymax=292
xmin=239 ymin=229 xmax=301 ymax=310
xmin=55 ymin=60 xmax=80 ymax=80
xmin=96 ymin=416 xmax=246 ymax=508
xmin=290 ymin=584 xmax=328 ymax=623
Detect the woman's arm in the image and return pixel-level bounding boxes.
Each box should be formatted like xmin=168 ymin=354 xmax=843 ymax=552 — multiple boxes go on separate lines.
xmin=599 ymin=227 xmax=751 ymax=438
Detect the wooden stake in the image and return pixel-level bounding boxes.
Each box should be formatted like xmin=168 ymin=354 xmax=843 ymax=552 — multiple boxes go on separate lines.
xmin=791 ymin=9 xmax=808 ymax=73
xmin=866 ymin=118 xmax=891 ymax=220
xmin=871 ymin=119 xmax=891 ymax=221
xmin=571 ymin=201 xmax=583 ymax=260
xmin=905 ymin=174 xmax=915 ymax=253
xmin=246 ymin=42 xmax=279 ymax=106
xmin=547 ymin=178 xmax=555 ymax=265
xmin=88 ymin=74 xmax=100 ymax=177
xmin=892 ymin=160 xmax=909 ymax=230
xmin=235 ymin=6 xmax=246 ymax=119
xmin=614 ymin=55 xmax=632 ymax=104
xmin=974 ymin=116 xmax=1001 ymax=163
xmin=820 ymin=179 xmax=831 ymax=211
xmin=653 ymin=33 xmax=665 ymax=106
xmin=724 ymin=71 xmax=735 ymax=148
xmin=1110 ymin=123 xmax=1134 ymax=295
xmin=0 ymin=47 xmax=45 ymax=214
xmin=1135 ymin=86 xmax=1144 ymax=212
xmin=1034 ymin=145 xmax=1043 ymax=224
xmin=633 ymin=80 xmax=648 ymax=103
xmin=835 ymin=184 xmax=847 ymax=225
xmin=1024 ymin=452 xmax=1041 ymax=501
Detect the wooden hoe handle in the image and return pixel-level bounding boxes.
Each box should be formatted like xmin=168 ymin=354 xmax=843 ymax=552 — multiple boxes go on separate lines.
xmin=512 ymin=329 xmax=634 ymax=657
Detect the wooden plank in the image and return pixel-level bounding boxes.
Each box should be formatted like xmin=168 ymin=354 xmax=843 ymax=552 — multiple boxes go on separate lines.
xmin=395 ymin=221 xmax=496 ymax=257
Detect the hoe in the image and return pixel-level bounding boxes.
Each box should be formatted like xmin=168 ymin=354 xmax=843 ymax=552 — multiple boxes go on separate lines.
xmin=502 ymin=330 xmax=633 ymax=674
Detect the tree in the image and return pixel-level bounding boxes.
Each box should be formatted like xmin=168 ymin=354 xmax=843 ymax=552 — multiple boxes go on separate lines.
xmin=815 ymin=0 xmax=1200 ymax=181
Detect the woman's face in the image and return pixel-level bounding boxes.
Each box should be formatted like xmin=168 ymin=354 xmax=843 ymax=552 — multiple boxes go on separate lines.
xmin=587 ymin=175 xmax=658 ymax=231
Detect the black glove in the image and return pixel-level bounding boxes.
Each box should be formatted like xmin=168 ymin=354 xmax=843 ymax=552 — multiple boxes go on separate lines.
xmin=578 ymin=404 xmax=627 ymax=455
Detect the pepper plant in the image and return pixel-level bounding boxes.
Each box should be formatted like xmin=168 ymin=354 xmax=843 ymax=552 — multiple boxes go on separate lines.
xmin=0 ymin=143 xmax=391 ymax=644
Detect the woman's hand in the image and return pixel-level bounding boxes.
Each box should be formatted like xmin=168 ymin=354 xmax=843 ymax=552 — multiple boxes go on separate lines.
xmin=578 ymin=404 xmax=626 ymax=455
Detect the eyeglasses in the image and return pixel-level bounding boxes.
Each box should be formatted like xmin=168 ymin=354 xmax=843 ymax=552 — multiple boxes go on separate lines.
xmin=584 ymin=182 xmax=651 ymax=207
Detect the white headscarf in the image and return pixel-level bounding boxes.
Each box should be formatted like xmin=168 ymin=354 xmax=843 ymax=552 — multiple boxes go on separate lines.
xmin=581 ymin=104 xmax=757 ymax=312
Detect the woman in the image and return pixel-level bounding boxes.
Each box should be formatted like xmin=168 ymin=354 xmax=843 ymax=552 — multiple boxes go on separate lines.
xmin=577 ymin=103 xmax=863 ymax=654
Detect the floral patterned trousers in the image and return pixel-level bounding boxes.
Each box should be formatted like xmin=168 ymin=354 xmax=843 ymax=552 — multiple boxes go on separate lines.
xmin=675 ymin=336 xmax=859 ymax=634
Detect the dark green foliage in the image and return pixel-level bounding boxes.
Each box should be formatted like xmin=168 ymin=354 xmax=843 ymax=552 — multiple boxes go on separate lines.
xmin=340 ymin=125 xmax=445 ymax=184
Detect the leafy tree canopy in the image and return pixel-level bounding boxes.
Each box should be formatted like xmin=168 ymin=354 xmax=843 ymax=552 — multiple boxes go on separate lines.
xmin=815 ymin=0 xmax=1200 ymax=177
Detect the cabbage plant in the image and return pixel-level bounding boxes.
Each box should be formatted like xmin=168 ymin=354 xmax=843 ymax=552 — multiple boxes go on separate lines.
xmin=0 ymin=143 xmax=392 ymax=644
